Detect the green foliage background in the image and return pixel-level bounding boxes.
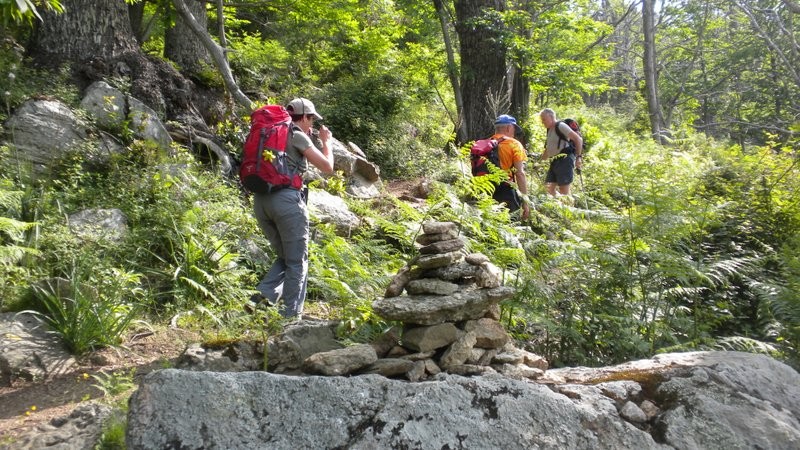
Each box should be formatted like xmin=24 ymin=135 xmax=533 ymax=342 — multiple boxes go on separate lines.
xmin=0 ymin=0 xmax=797 ymax=371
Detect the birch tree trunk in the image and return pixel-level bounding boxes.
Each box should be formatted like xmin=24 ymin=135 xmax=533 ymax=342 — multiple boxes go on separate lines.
xmin=433 ymin=0 xmax=467 ymax=143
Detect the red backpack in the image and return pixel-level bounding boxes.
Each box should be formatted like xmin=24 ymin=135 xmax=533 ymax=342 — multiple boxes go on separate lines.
xmin=239 ymin=105 xmax=303 ymax=193
xmin=470 ymin=137 xmax=505 ymax=177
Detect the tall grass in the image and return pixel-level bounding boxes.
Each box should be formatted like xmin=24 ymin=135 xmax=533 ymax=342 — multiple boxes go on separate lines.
xmin=27 ymin=263 xmax=143 ymax=355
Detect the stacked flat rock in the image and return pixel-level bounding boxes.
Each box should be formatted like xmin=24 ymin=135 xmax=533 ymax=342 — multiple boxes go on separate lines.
xmin=367 ymin=221 xmax=547 ymax=381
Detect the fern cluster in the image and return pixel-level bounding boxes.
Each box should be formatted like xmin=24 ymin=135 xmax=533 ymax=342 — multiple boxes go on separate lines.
xmin=497 ymin=109 xmax=800 ymax=367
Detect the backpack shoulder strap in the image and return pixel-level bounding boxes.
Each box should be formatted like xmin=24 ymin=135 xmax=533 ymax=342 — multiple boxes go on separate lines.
xmin=281 ymin=122 xmax=305 ymax=174
xmin=554 ymin=121 xmax=567 ymax=141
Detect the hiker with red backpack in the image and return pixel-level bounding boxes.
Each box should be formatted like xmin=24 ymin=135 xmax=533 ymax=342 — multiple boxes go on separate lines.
xmin=538 ymin=108 xmax=583 ymax=197
xmin=471 ymin=114 xmax=530 ymax=220
xmin=243 ymin=97 xmax=334 ymax=319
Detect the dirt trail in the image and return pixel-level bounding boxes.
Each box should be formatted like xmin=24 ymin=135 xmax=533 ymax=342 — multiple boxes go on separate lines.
xmin=0 ymin=327 xmax=197 ymax=444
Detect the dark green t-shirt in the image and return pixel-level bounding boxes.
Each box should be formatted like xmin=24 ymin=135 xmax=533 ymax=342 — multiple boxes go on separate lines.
xmin=286 ymin=125 xmax=314 ymax=173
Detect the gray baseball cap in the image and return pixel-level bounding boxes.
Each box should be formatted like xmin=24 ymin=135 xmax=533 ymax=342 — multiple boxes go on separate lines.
xmin=286 ymin=98 xmax=323 ymax=120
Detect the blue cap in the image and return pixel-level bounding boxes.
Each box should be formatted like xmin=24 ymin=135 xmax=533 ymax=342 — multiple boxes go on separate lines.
xmin=494 ymin=114 xmax=518 ymax=125
xmin=494 ymin=114 xmax=523 ymax=133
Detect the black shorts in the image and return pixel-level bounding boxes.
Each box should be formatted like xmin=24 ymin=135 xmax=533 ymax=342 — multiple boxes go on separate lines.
xmin=493 ymin=182 xmax=522 ymax=212
xmin=545 ymin=153 xmax=576 ymax=186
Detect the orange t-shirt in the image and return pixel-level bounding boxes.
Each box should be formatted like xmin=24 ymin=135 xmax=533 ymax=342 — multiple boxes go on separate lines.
xmin=491 ymin=134 xmax=527 ymax=179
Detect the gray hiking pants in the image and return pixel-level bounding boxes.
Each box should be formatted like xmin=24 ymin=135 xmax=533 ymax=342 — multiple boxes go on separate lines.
xmin=252 ymin=188 xmax=309 ymax=318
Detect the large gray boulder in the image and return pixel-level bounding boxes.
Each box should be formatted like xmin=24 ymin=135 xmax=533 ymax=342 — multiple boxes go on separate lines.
xmin=81 ymin=81 xmax=172 ymax=151
xmin=79 ymin=80 xmax=127 ymax=130
xmin=126 ymin=351 xmax=800 ymax=450
xmin=67 ymin=208 xmax=128 ymax=243
xmin=4 ymin=92 xmax=172 ymax=175
xmin=307 ymin=189 xmax=360 ymax=235
xmin=126 ymin=370 xmax=660 ymax=450
xmin=305 ymin=138 xmax=381 ymax=199
xmin=127 ymin=97 xmax=172 ymax=151
xmin=3 ymin=99 xmax=88 ymax=171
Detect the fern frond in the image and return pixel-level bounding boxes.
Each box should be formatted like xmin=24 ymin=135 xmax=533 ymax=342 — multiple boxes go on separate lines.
xmin=0 ymin=217 xmax=36 ymax=242
xmin=0 ymin=244 xmax=39 ymax=265
xmin=470 ymin=175 xmax=499 ymax=198
xmin=754 ymin=281 xmax=800 ymax=328
xmin=712 ymin=336 xmax=777 ymax=354
xmin=705 ymin=256 xmax=756 ymax=286
xmin=659 ymin=286 xmax=709 ymax=299
xmin=0 ymin=189 xmax=23 ymax=209
xmin=179 ymin=276 xmax=220 ymax=303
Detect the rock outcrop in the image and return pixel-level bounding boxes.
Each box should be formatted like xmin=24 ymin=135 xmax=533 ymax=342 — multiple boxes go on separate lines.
xmin=126 ymin=351 xmax=800 ymax=450
xmin=2 ymin=403 xmax=114 ymax=450
xmin=3 ymin=89 xmax=384 ymax=193
xmin=80 ymin=81 xmax=173 ymax=151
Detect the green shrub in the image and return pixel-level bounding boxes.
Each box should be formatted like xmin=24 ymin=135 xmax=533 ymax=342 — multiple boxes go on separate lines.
xmin=91 ymin=369 xmax=136 ymax=398
xmin=318 ymin=73 xmax=446 ymax=180
xmin=0 ymin=174 xmax=39 ymax=308
xmin=228 ymin=33 xmax=291 ymax=96
xmin=27 ymin=263 xmax=143 ymax=355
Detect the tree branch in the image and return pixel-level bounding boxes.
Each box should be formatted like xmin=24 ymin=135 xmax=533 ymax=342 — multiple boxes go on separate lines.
xmin=215 ymin=0 xmax=227 ymax=60
xmin=733 ymin=0 xmax=800 ymax=89
xmin=433 ymin=0 xmax=465 ymax=143
xmin=582 ymin=0 xmax=639 ymax=55
xmin=171 ymin=0 xmax=251 ymax=110
xmin=168 ymin=124 xmax=233 ymax=175
xmin=783 ymin=0 xmax=800 ymax=14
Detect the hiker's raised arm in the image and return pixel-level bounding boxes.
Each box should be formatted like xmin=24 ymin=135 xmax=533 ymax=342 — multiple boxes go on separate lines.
xmin=304 ymin=125 xmax=334 ymax=174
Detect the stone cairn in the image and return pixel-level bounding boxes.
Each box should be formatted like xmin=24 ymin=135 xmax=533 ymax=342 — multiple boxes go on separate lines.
xmin=178 ymin=221 xmax=548 ymax=380
xmin=355 ymin=220 xmax=548 ymax=381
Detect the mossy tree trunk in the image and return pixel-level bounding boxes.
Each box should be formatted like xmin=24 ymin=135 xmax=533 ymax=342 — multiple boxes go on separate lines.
xmin=28 ymin=0 xmax=138 ymax=65
xmin=454 ymin=0 xmax=508 ymax=141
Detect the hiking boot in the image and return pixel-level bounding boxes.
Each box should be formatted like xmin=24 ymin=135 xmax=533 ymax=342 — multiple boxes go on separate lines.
xmin=244 ymin=293 xmax=276 ymax=314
